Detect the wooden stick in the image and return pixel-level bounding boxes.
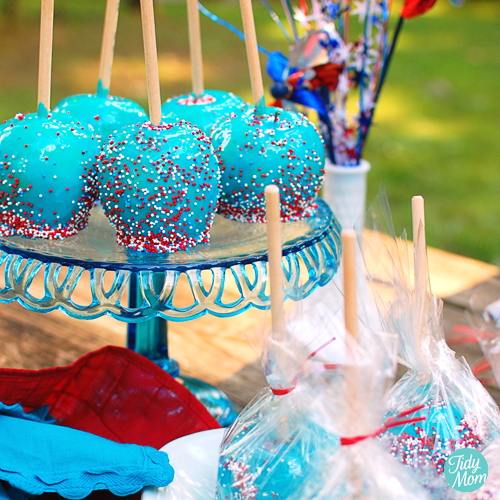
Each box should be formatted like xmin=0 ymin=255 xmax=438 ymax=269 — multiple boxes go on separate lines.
xmin=37 ymin=0 xmax=54 ymax=112
xmin=265 ymin=185 xmax=285 ymax=336
xmin=343 ymin=229 xmax=358 ymax=339
xmin=98 ymin=0 xmax=120 ymax=95
xmin=342 ymin=229 xmax=362 ymax=491
xmin=186 ymin=0 xmax=204 ymax=96
xmin=343 ymin=0 xmax=350 ymax=42
xmin=140 ymin=0 xmax=162 ymax=126
xmin=239 ymin=0 xmax=266 ymax=111
xmin=412 ymin=196 xmax=428 ymax=308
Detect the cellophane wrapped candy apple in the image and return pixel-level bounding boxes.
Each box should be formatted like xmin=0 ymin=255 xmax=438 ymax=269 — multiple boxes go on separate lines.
xmin=287 ymin=326 xmax=429 ymax=500
xmin=215 ymin=304 xmax=338 ymax=500
xmin=459 ymin=288 xmax=500 ymax=499
xmin=362 ymin=193 xmax=500 ymax=497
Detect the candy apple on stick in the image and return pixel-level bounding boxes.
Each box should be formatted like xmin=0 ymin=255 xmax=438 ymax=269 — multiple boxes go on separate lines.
xmin=97 ymin=0 xmax=220 ymax=253
xmin=364 ymin=195 xmax=500 ymax=494
xmin=52 ymin=0 xmax=147 ymax=141
xmin=211 ymin=0 xmax=326 ymax=223
xmin=216 ymin=186 xmax=337 ymax=499
xmin=0 ymin=0 xmax=96 ymax=240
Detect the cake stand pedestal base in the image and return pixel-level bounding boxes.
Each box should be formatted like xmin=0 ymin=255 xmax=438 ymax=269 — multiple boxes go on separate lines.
xmin=127 ymin=319 xmax=239 ymax=426
xmin=178 ymin=376 xmax=239 ymax=427
xmin=128 ymin=273 xmax=239 ymax=426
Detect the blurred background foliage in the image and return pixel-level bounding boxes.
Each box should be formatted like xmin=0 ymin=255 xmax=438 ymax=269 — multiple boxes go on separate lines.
xmin=0 ymin=0 xmax=499 ymax=263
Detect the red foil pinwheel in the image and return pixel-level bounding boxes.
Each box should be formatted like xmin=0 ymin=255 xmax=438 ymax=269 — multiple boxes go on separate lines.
xmin=401 ymin=0 xmax=438 ymax=19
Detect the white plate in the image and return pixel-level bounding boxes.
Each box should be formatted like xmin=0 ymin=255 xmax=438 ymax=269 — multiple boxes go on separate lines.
xmin=142 ymin=428 xmax=225 ymax=500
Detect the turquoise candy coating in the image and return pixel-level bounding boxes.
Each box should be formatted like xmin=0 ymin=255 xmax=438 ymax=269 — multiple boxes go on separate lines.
xmin=0 ymin=112 xmax=98 ymax=239
xmin=216 ymin=388 xmax=337 ymax=500
xmin=217 ymin=426 xmax=312 ymax=499
xmin=211 ymin=106 xmax=325 ymax=223
xmin=53 ymin=93 xmax=147 ymax=142
xmin=383 ymin=398 xmax=483 ymax=475
xmin=98 ymin=121 xmax=220 ymax=253
xmin=390 ymin=401 xmax=465 ymax=441
xmin=161 ymin=90 xmax=247 ymax=135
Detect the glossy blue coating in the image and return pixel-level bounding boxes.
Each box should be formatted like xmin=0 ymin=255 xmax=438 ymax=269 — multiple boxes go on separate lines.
xmin=216 ymin=389 xmax=337 ymax=499
xmin=161 ymin=90 xmax=247 ymax=135
xmin=0 ymin=112 xmax=97 ymax=239
xmin=53 ymin=93 xmax=147 ymax=142
xmin=211 ymin=106 xmax=325 ymax=223
xmin=382 ymin=379 xmax=488 ymax=474
xmin=389 ymin=401 xmax=464 ymax=442
xmin=217 ymin=434 xmax=312 ymax=498
xmin=98 ymin=121 xmax=220 ymax=253
xmin=217 ymin=433 xmax=315 ymax=498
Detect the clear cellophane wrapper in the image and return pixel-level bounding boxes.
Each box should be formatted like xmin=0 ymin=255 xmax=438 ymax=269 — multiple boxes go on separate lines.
xmin=297 ymin=248 xmax=384 ymax=367
xmin=363 ymin=191 xmax=500 ymax=496
xmin=467 ymin=280 xmax=500 ymax=396
xmin=287 ymin=326 xmax=429 ymax=500
xmin=215 ymin=301 xmax=339 ymax=500
xmin=460 ymin=286 xmax=500 ymax=499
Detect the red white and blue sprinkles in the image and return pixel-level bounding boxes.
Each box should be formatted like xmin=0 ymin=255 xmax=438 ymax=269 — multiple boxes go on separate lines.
xmin=161 ymin=89 xmax=247 ymax=136
xmin=210 ymin=107 xmax=325 ymax=223
xmin=97 ymin=120 xmax=220 ymax=253
xmin=383 ymin=400 xmax=485 ymax=476
xmin=0 ymin=112 xmax=98 ymax=239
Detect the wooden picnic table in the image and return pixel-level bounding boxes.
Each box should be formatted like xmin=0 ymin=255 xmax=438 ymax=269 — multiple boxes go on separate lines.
xmin=0 ymin=244 xmax=499 ymax=409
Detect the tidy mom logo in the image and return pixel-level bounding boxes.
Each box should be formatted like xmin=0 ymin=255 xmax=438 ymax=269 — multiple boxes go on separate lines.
xmin=444 ymin=449 xmax=488 ymax=492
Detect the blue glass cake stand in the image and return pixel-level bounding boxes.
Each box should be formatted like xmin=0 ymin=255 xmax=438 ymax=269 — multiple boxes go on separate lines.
xmin=0 ymin=199 xmax=341 ymax=425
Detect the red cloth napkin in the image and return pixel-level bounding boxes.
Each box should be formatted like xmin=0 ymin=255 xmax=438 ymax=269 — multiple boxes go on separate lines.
xmin=0 ymin=345 xmax=220 ymax=449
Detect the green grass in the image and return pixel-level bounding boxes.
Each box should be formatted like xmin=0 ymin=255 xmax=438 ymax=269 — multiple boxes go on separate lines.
xmin=0 ymin=0 xmax=499 ymax=263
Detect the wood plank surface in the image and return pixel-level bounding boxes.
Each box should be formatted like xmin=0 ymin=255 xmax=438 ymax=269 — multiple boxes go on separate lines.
xmin=427 ymin=246 xmax=499 ymax=299
xmin=363 ymin=230 xmax=500 ymax=299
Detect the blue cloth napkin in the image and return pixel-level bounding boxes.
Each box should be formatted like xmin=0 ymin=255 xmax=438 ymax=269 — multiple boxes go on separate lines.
xmin=0 ymin=402 xmax=55 ymax=424
xmin=0 ymin=484 xmax=9 ymax=500
xmin=0 ymin=402 xmax=174 ymax=499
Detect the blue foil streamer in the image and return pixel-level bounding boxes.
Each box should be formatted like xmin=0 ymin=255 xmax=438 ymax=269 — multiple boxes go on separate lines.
xmin=198 ymin=3 xmax=272 ymax=57
xmin=259 ymin=0 xmax=294 ymax=43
